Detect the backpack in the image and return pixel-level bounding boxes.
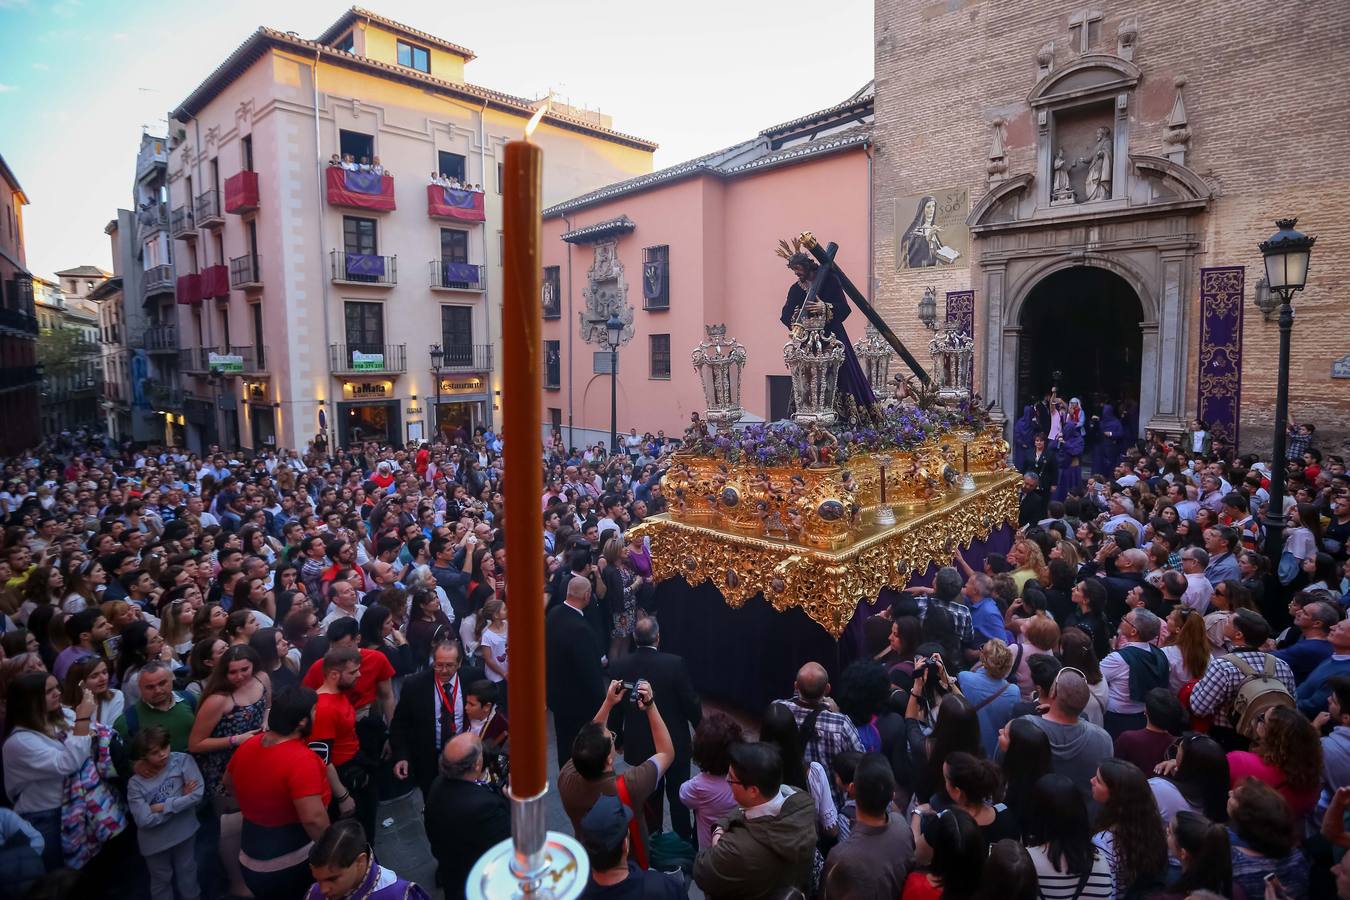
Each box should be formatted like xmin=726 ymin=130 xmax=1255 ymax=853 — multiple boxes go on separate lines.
xmin=1222 ymin=653 xmax=1294 ymax=738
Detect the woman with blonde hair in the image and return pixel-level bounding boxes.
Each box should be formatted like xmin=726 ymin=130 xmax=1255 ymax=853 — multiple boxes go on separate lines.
xmin=1048 ymin=539 xmax=1081 ymax=572
xmin=1010 ymin=539 xmax=1050 ymax=595
xmin=956 ymin=639 xmax=1021 ymax=756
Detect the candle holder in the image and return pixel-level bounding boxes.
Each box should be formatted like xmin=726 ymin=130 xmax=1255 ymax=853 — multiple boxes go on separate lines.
xmin=957 ymin=431 xmax=977 ymax=492
xmin=466 ymin=786 xmax=588 ymax=898
xmin=873 ymin=454 xmax=896 ymax=527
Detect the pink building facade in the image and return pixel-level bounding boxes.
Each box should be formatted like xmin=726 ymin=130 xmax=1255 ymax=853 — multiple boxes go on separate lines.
xmin=164 ymin=7 xmax=654 ymax=453
xmin=540 ymin=89 xmax=874 ymax=449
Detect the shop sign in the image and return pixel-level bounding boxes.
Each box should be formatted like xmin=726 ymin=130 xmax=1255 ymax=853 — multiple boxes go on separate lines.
xmin=352 ymin=351 xmax=385 ymax=371
xmin=439 ymin=376 xmax=485 ymax=395
xmin=208 ymin=353 xmax=243 ymax=374
xmin=349 ymin=381 xmax=391 ymax=399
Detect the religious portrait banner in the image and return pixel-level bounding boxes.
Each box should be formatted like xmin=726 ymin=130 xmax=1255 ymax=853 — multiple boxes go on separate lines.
xmin=1197 ymin=266 xmax=1245 ymax=449
xmin=895 ymin=187 xmax=970 ymax=269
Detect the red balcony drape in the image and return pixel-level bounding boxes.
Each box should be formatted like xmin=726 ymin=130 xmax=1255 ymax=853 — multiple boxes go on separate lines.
xmin=175 ymin=273 xmax=202 ymax=305
xmin=224 ymin=170 xmax=260 ymax=214
xmin=325 ymin=167 xmax=396 ymax=211
xmin=426 ymin=184 xmax=486 ymax=222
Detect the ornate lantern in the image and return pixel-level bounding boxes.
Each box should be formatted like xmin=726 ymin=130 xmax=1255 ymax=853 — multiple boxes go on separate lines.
xmin=853 ymin=324 xmax=894 ymax=396
xmin=784 ymin=305 xmax=844 ymax=427
xmin=928 ymin=328 xmax=976 ymax=405
xmin=691 ymin=324 xmax=747 ymax=426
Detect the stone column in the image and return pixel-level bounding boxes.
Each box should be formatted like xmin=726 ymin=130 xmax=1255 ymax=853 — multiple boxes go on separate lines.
xmin=1149 ymin=252 xmax=1190 ymax=433
xmin=980 ymin=261 xmax=1007 ymax=421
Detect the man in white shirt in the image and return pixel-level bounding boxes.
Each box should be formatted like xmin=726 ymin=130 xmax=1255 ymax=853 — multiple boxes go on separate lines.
xmin=1099 ymin=609 xmax=1170 ymax=738
xmin=320 ymin=578 xmax=367 ymax=629
xmin=596 ymin=496 xmax=627 ymax=542
xmin=1102 ymin=494 xmax=1143 ymax=543
xmin=1179 ymin=548 xmax=1215 ymax=613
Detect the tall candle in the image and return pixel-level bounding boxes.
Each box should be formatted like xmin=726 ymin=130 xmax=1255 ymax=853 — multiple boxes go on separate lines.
xmin=502 ymin=115 xmax=546 ymax=800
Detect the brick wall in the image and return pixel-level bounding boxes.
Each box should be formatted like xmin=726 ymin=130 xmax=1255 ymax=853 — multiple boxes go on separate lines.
xmin=872 ymin=0 xmax=1350 ymax=454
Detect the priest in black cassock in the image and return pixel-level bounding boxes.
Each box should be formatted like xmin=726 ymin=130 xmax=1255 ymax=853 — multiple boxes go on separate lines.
xmin=779 ymin=249 xmax=878 ymax=423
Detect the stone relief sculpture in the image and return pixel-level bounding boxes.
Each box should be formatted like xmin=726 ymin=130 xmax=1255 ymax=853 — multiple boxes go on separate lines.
xmin=1085 ymin=126 xmax=1113 ymax=201
xmin=1050 ymin=146 xmax=1077 ymax=206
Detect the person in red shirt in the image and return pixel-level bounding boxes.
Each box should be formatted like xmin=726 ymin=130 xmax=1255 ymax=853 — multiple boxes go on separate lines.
xmin=302 ymin=619 xmax=396 ymax=720
xmin=227 ymin=685 xmax=351 ymax=899
xmin=310 ymin=646 xmax=376 ymax=840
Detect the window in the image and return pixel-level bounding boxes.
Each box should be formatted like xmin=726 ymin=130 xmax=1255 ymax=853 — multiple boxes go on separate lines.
xmin=344 ymin=301 xmax=384 ymax=353
xmin=441 ymin=305 xmax=473 ymax=366
xmin=334 ymin=31 xmax=354 ymax=53
xmin=241 ymin=135 xmax=254 ymax=172
xmin=209 ymin=158 xmax=220 ymax=194
xmin=549 ymin=407 xmax=562 ymax=435
xmin=397 ymin=39 xmax=430 ymax=73
xmin=339 ymin=130 xmax=374 ymax=165
xmin=497 ymin=162 xmax=504 ymax=195
xmin=218 ymin=306 xmax=231 ymax=350
xmin=343 ymin=216 xmax=378 ymax=255
xmin=544 ymin=340 xmax=561 ymax=389
xmin=437 ymin=151 xmax=466 ymax=183
xmin=542 ymin=266 xmax=561 ymax=319
xmin=649 ymin=334 xmax=671 ymax=379
xmin=251 ymin=303 xmax=265 ymax=369
xmin=439 ymin=228 xmax=468 ymax=263
xmin=642 ymin=245 xmax=670 ymax=309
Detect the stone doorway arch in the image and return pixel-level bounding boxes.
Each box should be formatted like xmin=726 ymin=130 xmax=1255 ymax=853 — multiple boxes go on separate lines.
xmin=1016 ymin=265 xmax=1146 ymax=419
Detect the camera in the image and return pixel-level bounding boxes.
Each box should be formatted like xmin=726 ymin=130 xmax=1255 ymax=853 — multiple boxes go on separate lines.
xmin=620 ymin=680 xmax=639 ymax=703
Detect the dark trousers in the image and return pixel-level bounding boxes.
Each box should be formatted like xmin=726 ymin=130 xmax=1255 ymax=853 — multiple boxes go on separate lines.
xmin=553 ymin=711 xmax=588 ymax=770
xmin=334 ymin=758 xmax=378 ymax=842
xmin=641 ymin=755 xmax=693 ymax=842
xmin=241 ymin=861 xmax=313 ymax=899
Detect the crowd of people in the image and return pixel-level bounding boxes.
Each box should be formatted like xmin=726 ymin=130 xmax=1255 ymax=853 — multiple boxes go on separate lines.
xmin=0 ymin=407 xmax=1347 ymax=899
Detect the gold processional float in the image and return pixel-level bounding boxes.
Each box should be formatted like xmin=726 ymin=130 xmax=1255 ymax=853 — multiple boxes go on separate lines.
xmin=630 ymin=233 xmax=1016 ymax=638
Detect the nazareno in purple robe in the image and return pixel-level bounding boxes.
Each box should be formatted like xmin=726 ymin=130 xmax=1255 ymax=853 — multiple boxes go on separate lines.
xmin=780 ymin=270 xmax=877 ymax=422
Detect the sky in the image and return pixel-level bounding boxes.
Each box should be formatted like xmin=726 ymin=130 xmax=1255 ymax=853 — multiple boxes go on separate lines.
xmin=0 ymin=0 xmax=873 ymax=280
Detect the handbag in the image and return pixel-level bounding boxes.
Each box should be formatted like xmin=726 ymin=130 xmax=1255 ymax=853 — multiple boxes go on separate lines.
xmin=60 ymin=724 xmax=128 ymax=869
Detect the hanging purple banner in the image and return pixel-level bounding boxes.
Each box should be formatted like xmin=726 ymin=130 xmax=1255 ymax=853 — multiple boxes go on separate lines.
xmin=441 ymin=262 xmax=480 ymax=285
xmin=1198 ymin=266 xmax=1244 ymax=449
xmin=343 ymin=169 xmax=385 ymax=195
xmin=945 ymin=290 xmax=975 ymax=387
xmin=345 ymin=253 xmax=386 ymax=278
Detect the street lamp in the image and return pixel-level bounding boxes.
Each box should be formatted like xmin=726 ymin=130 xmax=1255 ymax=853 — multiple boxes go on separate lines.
xmin=917 ymin=286 xmax=938 ymax=331
xmin=605 ymin=313 xmax=622 ymax=456
xmin=429 ymin=343 xmax=445 ymax=443
xmin=1257 ymin=217 xmax=1316 ymax=563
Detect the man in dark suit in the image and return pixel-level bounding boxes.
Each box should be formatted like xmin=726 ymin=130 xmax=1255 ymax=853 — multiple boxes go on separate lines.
xmin=608 ymin=617 xmax=702 ymax=842
xmin=424 ymin=732 xmax=511 ymax=900
xmin=390 ymin=640 xmax=485 ymax=797
xmin=547 ymin=574 xmax=607 ymax=766
xmin=1019 ymin=472 xmax=1049 ymax=527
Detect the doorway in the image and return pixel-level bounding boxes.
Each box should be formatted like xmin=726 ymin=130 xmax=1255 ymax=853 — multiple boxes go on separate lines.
xmin=1017 ymin=266 xmax=1142 ymax=415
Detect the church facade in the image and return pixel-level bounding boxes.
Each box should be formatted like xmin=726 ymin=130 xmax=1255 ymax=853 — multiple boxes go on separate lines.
xmin=871 ymin=0 xmax=1348 ymax=453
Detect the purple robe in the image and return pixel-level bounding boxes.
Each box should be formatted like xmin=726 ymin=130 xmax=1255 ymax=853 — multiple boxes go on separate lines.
xmin=1012 ymin=405 xmax=1037 ymax=471
xmin=1092 ymin=405 xmax=1125 ymax=478
xmin=780 ymin=271 xmax=877 ymax=422
xmin=1055 ymin=413 xmax=1086 ymax=500
xmin=305 ymin=859 xmax=432 ymax=900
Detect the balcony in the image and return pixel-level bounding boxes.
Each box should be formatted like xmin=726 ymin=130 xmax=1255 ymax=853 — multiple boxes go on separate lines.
xmin=142 ymin=264 xmax=174 ymax=299
xmin=179 ymin=347 xmax=210 ymax=373
xmin=199 ymin=265 xmax=230 ymax=300
xmin=328 ymin=344 xmax=407 ymax=375
xmin=145 ymin=381 xmax=184 ymax=410
xmin=331 ymin=250 xmax=397 ymax=286
xmin=175 ymin=273 xmax=202 ymax=306
xmin=194 ymin=189 xmax=224 ymax=229
xmin=429 ymin=260 xmax=485 ymax=292
xmin=426 ymin=184 xmax=485 ymax=222
xmin=135 ymin=138 xmax=168 ymax=181
xmin=325 ymin=166 xmax=396 ymax=211
xmin=170 ymin=205 xmax=195 ymax=239
xmin=0 ymin=365 xmax=41 ymax=393
xmin=224 ymin=170 xmax=260 ymax=214
xmin=137 ymin=204 xmax=168 ymax=235
xmin=137 ymin=323 xmax=178 ymax=354
xmin=229 ymin=254 xmax=263 ymax=290
xmin=433 ymin=343 xmax=493 ymax=373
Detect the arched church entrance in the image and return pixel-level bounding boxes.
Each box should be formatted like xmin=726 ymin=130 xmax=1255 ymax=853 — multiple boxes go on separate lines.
xmin=1017 ymin=265 xmax=1142 ymax=416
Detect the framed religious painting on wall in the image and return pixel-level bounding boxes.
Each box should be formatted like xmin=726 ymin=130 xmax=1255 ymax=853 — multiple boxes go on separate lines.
xmin=896 ymin=187 xmax=970 ymax=269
